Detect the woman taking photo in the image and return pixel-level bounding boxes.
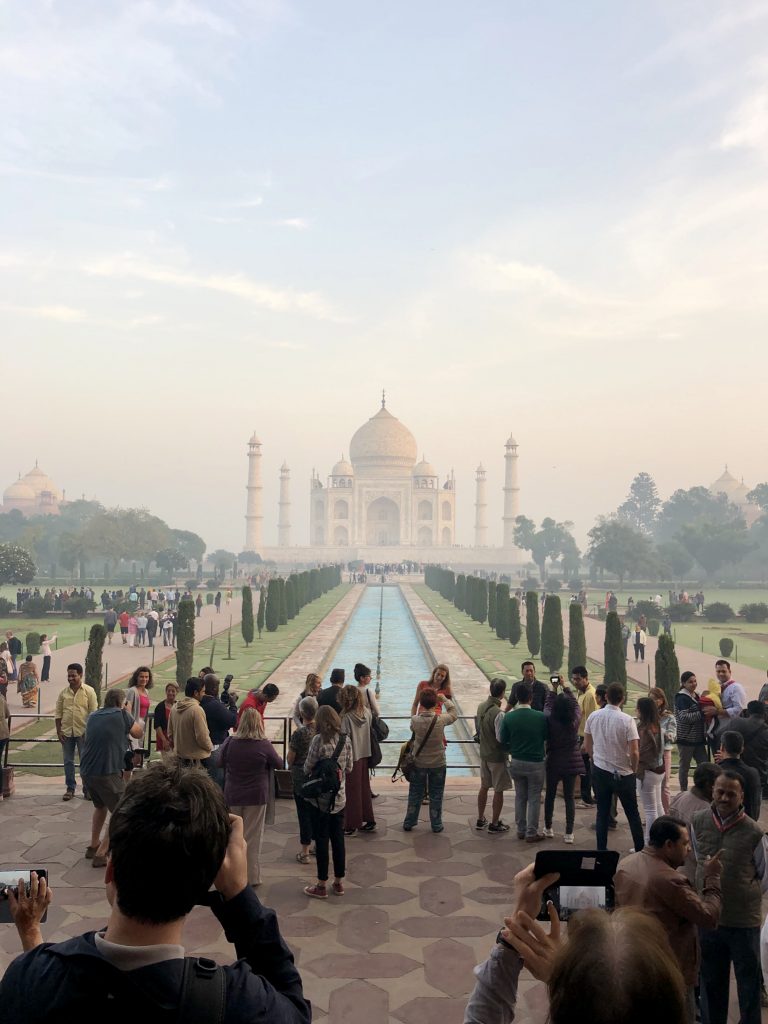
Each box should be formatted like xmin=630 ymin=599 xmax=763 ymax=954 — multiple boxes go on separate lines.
xmin=39 ymin=633 xmax=57 ymax=683
xmin=542 ymin=680 xmax=583 ymax=843
xmin=291 ymin=672 xmax=322 ymax=727
xmin=649 ymin=686 xmax=677 ymax=812
xmin=217 ymin=707 xmax=282 ymax=886
xmin=339 ymin=684 xmax=375 ymax=836
xmin=636 ymin=695 xmax=666 ymax=844
xmin=153 ymin=681 xmax=179 ymax=753
xmin=402 ymin=687 xmax=457 ymax=833
xmin=411 ymin=663 xmax=452 ymax=716
xmin=288 ymin=695 xmax=318 ymax=864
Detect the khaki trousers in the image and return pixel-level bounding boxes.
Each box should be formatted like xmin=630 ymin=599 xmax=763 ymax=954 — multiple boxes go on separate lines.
xmin=230 ymin=803 xmax=267 ymax=885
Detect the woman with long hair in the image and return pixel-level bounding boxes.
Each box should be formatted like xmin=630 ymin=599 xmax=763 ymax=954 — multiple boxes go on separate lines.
xmin=288 ymin=695 xmax=318 ymax=864
xmin=636 ymin=695 xmax=666 ymax=844
xmin=649 ymin=686 xmax=677 ymax=812
xmin=291 ymin=672 xmax=322 ymax=727
xmin=355 ymin=662 xmax=379 ymax=715
xmin=125 ymin=666 xmax=153 ymax=751
xmin=542 ymin=681 xmax=583 ymax=843
xmin=403 ymin=686 xmax=458 ymax=833
xmin=411 ymin=663 xmax=452 ymax=716
xmin=303 ymin=705 xmax=353 ymax=899
xmin=153 ymin=682 xmax=179 ymax=753
xmin=339 ymin=684 xmax=375 ymax=836
xmin=217 ymin=707 xmax=282 ymax=886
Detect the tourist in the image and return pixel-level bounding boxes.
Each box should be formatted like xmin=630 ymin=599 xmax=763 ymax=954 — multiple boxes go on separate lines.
xmin=497 ymin=680 xmax=547 ymax=842
xmin=636 ymin=696 xmax=667 ymax=845
xmin=615 ymin=816 xmax=722 ymax=1023
xmin=354 ymin=661 xmax=379 ymax=716
xmin=291 ymin=672 xmax=322 ymax=727
xmin=161 ymin=611 xmax=174 ymax=646
xmin=675 ymin=671 xmax=708 ymax=791
xmin=339 ymin=684 xmax=375 ymax=836
xmin=633 ymin=623 xmax=647 ymax=662
xmin=0 ymin=761 xmax=312 ymax=1023
xmin=80 ymin=688 xmax=143 ymax=869
xmin=0 ymin=663 xmax=8 ymax=702
xmin=542 ymin=678 xmax=583 ymax=844
xmin=692 ymin=771 xmax=767 ymax=1024
xmin=715 ymin=730 xmax=761 ymax=820
xmin=39 ymin=633 xmax=57 ymax=682
xmin=153 ymin=682 xmax=179 ymax=753
xmin=167 ymin=677 xmax=213 ymax=766
xmin=17 ymin=655 xmax=39 ymax=709
xmin=584 ymin=682 xmax=645 ymax=852
xmin=572 ymin=665 xmax=597 ymax=807
xmin=0 ymin=642 xmax=13 ymax=684
xmin=402 ymin=686 xmax=457 ymax=833
xmin=135 ymin=611 xmax=148 ymax=646
xmin=649 ymin=687 xmax=677 ymax=812
xmin=317 ymin=668 xmax=346 ymax=712
xmin=5 ymin=630 xmax=22 ymax=679
xmin=195 ymin=593 xmax=203 ymax=617
xmin=118 ymin=608 xmax=129 ymax=643
xmin=215 ymin=590 xmax=222 ymax=612
xmin=475 ymin=678 xmax=512 ymax=833
xmin=55 ymin=663 xmax=98 ymax=801
xmin=145 ymin=609 xmax=158 ymax=647
xmin=507 ymin=661 xmax=547 ymax=712
xmin=722 ymin=701 xmax=768 ymax=795
xmin=410 ymin=663 xmax=452 ymax=716
xmin=670 ymin=762 xmax=722 ymax=882
xmin=702 ymin=659 xmax=747 ymax=726
xmin=217 ymin=708 xmax=282 ymax=887
xmin=125 ymin=666 xmax=153 ymax=751
xmin=201 ymin=673 xmax=237 ymax=785
xmin=303 ymin=705 xmax=353 ymax=898
xmin=127 ymin=612 xmax=138 ymax=647
xmin=287 ymin=696 xmax=317 ymax=864
xmin=463 ymin=862 xmax=688 ymax=1024
xmin=237 ymin=682 xmax=279 ymax=724
xmin=0 ymin=688 xmax=9 ymax=791
xmin=621 ymin=619 xmax=631 ymax=659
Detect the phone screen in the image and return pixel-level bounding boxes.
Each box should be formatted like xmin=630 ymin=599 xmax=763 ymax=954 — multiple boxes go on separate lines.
xmin=0 ymin=870 xmax=48 ymax=924
xmin=0 ymin=870 xmax=32 ymax=890
xmin=548 ymin=884 xmax=608 ymax=921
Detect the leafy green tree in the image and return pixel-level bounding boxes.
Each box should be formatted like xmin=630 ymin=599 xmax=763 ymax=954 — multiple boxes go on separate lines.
xmin=509 ymin=596 xmax=522 ymax=647
xmin=655 ymin=633 xmax=680 ymax=708
xmin=455 ymin=573 xmax=466 ymax=612
xmin=514 ymin=516 xmax=578 ymax=582
xmin=656 ymin=487 xmax=738 ymax=542
xmin=656 ymin=540 xmax=694 ymax=584
xmin=155 ymin=548 xmax=188 ymax=573
xmin=278 ymin=578 xmax=288 ymax=625
xmin=676 ymin=519 xmax=753 ymax=578
xmin=84 ymin=624 xmax=106 ymax=703
xmin=265 ymin=579 xmax=280 ymax=632
xmin=541 ymin=595 xmax=564 ymax=671
xmin=603 ymin=611 xmax=627 ymax=686
xmin=476 ymin=579 xmax=488 ymax=625
xmin=495 ymin=583 xmax=510 ymax=639
xmin=241 ymin=585 xmax=254 ymax=646
xmin=238 ymin=549 xmax=263 ymax=565
xmin=488 ymin=582 xmax=497 ymax=630
xmin=257 ymin=585 xmax=266 ymax=638
xmin=210 ymin=549 xmax=236 ymax=581
xmin=587 ymin=518 xmax=656 ymax=584
xmin=616 ymin=472 xmax=660 ymax=534
xmin=0 ymin=543 xmax=36 ymax=584
xmin=285 ymin=577 xmax=297 ymax=619
xmin=170 ymin=528 xmax=207 ymax=565
xmin=175 ymin=599 xmax=196 ymax=685
xmin=568 ymin=601 xmax=587 ymax=674
xmin=525 ymin=591 xmax=541 ymax=657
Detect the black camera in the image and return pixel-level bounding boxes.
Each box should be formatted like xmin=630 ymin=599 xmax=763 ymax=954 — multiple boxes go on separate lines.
xmin=534 ymin=851 xmax=618 ymax=922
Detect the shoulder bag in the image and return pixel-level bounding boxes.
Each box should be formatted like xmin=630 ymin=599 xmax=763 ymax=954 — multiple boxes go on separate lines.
xmin=393 ymin=714 xmax=438 ymax=783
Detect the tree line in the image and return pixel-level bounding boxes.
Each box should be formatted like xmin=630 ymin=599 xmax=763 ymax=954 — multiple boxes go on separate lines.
xmin=240 ymin=566 xmax=342 ymax=647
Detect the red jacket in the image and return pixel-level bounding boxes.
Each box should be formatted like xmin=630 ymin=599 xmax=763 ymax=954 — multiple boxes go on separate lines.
xmin=237 ymin=691 xmax=267 ymax=725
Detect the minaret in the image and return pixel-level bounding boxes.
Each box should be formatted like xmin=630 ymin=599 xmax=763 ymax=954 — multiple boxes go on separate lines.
xmin=474 ymin=464 xmax=488 ymax=547
xmin=244 ymin=433 xmax=263 ymax=554
xmin=502 ymin=433 xmax=520 ymax=548
xmin=278 ymin=461 xmax=291 ymax=548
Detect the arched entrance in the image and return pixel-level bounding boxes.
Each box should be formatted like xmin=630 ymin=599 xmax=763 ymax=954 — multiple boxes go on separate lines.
xmin=366 ymin=496 xmax=400 ymax=546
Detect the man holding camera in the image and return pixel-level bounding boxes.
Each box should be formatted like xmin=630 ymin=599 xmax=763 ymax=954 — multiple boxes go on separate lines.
xmin=0 ymin=761 xmax=311 ymax=1023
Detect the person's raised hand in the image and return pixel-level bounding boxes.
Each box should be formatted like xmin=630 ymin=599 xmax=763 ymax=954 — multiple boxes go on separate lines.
xmin=512 ymin=863 xmax=560 ymax=921
xmin=503 ymin=903 xmax=561 ymax=982
xmin=213 ymin=815 xmax=248 ymax=900
xmin=703 ymin=849 xmax=723 ymax=881
xmin=9 ymin=871 xmax=52 ymax=951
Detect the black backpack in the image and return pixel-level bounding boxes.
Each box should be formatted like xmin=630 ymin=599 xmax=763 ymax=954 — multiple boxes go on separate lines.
xmin=301 ymin=735 xmax=347 ymax=812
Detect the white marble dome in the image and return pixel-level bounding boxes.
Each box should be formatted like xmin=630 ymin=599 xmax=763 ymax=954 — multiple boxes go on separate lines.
xmin=22 ymin=464 xmax=62 ymax=500
xmin=349 ymin=405 xmax=418 ymax=475
xmin=3 ymin=478 xmax=35 ymax=505
xmin=413 ymin=457 xmax=437 ymax=477
xmin=331 ymin=455 xmax=354 ymax=477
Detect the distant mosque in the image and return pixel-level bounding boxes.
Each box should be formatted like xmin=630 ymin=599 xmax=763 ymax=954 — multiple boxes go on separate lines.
xmin=2 ymin=463 xmax=66 ymax=516
xmin=709 ymin=467 xmax=762 ymax=527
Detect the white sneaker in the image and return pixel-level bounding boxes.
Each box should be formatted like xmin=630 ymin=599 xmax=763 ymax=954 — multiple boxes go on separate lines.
xmin=564 ymin=833 xmax=574 ymax=844
xmin=543 ymin=827 xmax=554 ymax=838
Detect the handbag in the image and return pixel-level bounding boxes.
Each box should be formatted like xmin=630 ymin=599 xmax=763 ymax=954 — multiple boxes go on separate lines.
xmin=393 ymin=715 xmax=438 ymax=783
xmin=366 ymin=689 xmax=389 ymax=770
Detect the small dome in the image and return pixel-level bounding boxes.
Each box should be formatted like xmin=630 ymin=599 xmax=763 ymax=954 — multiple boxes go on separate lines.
xmin=505 ymin=432 xmax=518 ymax=447
xmin=22 ymin=465 xmax=61 ymax=500
xmin=732 ymin=482 xmax=750 ymax=502
xmin=248 ymin=432 xmax=261 ymax=446
xmin=710 ymin=467 xmax=740 ymax=497
xmin=4 ymin=479 xmax=35 ymax=503
xmin=414 ymin=457 xmax=437 ymax=477
xmin=349 ymin=405 xmax=417 ymax=469
xmin=331 ymin=455 xmax=354 ymax=477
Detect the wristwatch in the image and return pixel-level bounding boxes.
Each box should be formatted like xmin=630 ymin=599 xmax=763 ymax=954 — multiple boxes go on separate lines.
xmin=496 ymin=929 xmax=515 ymax=951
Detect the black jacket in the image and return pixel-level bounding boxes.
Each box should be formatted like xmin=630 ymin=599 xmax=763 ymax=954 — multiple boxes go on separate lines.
xmin=674 ymin=690 xmax=706 ymax=746
xmin=0 ymin=887 xmax=311 ymax=1024
xmin=509 ymin=679 xmax=548 ymax=713
xmin=317 ymin=685 xmax=342 ymax=713
xmin=201 ymin=695 xmax=237 ymax=745
xmin=721 ymin=717 xmax=768 ymax=784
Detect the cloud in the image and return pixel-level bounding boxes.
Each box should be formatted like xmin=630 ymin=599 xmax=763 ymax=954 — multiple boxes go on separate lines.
xmin=0 ymin=302 xmax=87 ymax=322
xmin=275 ymin=217 xmax=310 ymax=230
xmin=468 ymin=254 xmax=592 ymax=303
xmin=231 ymin=196 xmax=264 ymax=209
xmin=721 ymin=86 xmax=768 ymax=154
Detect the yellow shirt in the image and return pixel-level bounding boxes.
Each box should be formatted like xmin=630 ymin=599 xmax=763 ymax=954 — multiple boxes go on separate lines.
xmin=577 ymin=684 xmax=598 ymax=738
xmin=55 ymin=683 xmax=98 ymax=737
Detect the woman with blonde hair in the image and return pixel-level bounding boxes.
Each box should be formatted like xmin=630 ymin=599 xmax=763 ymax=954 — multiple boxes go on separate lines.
xmin=217 ymin=706 xmax=282 ymax=886
xmin=411 ymin=663 xmax=452 ymax=716
xmin=649 ymin=686 xmax=677 ymax=812
xmin=291 ymin=672 xmax=322 ymax=727
xmin=288 ymin=695 xmax=318 ymax=863
xmin=339 ymin=683 xmax=375 ymax=835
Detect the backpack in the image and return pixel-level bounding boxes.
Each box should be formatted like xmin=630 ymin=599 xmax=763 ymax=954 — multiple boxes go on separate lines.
xmin=301 ymin=735 xmax=347 ymax=812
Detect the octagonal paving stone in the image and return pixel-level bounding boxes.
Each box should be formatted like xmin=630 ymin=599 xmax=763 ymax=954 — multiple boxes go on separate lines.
xmin=411 ymin=831 xmax=453 ymax=861
xmin=328 ymin=980 xmax=389 ymax=1024
xmin=345 ymin=852 xmax=388 ymax=887
xmin=418 ymin=877 xmax=463 ymax=916
xmin=394 ymin=915 xmax=492 ymax=938
xmin=337 ymin=907 xmax=389 ymax=951
xmin=391 ymin=860 xmax=477 ymax=877
xmin=481 ymin=851 xmax=526 ymax=885
xmin=423 ymin=938 xmax=477 ymax=998
xmin=337 ymin=886 xmax=413 ymax=906
xmin=393 ymin=995 xmax=467 ymax=1024
xmin=277 ymin=914 xmax=335 ymax=938
xmin=463 ymin=884 xmax=512 ymax=905
xmin=303 ymin=952 xmax=421 ymax=979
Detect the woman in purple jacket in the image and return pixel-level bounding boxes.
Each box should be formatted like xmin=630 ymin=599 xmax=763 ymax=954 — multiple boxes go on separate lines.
xmin=542 ymin=683 xmax=584 ymax=844
xmin=217 ymin=708 xmax=282 ymax=886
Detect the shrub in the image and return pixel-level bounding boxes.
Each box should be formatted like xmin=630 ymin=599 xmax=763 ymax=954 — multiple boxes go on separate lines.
xmin=206 ymin=579 xmax=219 ymax=590
xmin=265 ymin=579 xmax=280 ymax=632
xmin=525 ymin=591 xmax=541 ymax=657
xmin=568 ymin=578 xmax=583 ymax=591
xmin=476 ymin=579 xmax=488 ymax=625
xmin=0 ymin=597 xmax=15 ymax=615
xmin=546 ymin=578 xmax=562 ymax=592
xmin=85 ymin=624 xmax=106 ymax=703
xmin=567 ymin=602 xmax=587 ymax=674
xmin=25 ymin=632 xmax=41 ymax=655
xmin=488 ymin=582 xmax=497 ymax=631
xmin=175 ymin=599 xmax=195 ymax=685
xmin=648 ymin=618 xmax=661 ymax=636
xmin=495 ymin=583 xmax=510 ymax=639
xmin=632 ymin=600 xmax=658 ymax=622
xmin=278 ymin=578 xmax=288 ymax=625
xmin=455 ymin=574 xmax=466 ymax=613
xmin=206 ymin=593 xmax=214 ymax=605
xmin=655 ymin=634 xmax=680 ymax=708
xmin=704 ymin=602 xmax=734 ymax=622
xmin=665 ymin=603 xmax=697 ymax=622
xmin=509 ymin=596 xmax=522 ymax=647
xmin=541 ymin=595 xmax=564 ymax=671
xmin=719 ymin=637 xmax=734 ymax=658
xmin=185 ymin=579 xmax=198 ymax=591
xmin=739 ymin=602 xmax=768 ymax=623
xmin=113 ymin=599 xmax=138 ymax=614
xmin=22 ymin=596 xmax=51 ymax=617
xmin=604 ymin=611 xmax=627 ymax=686
xmin=241 ymin=585 xmax=254 ymax=646
xmin=67 ymin=597 xmax=96 ymax=618
xmin=522 ymin=577 xmax=538 ymax=591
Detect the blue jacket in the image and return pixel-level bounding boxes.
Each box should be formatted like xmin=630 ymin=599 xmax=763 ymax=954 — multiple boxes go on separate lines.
xmin=0 ymin=886 xmax=311 ymax=1024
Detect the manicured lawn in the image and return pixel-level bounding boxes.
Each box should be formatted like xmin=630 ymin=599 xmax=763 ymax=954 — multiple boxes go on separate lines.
xmin=665 ymin=621 xmax=768 ymax=673
xmin=0 ymin=616 xmax=99 ymax=651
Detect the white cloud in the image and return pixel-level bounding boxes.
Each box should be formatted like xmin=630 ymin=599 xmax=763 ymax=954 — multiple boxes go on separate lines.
xmin=721 ymin=87 xmax=768 ymax=154
xmin=275 ymin=217 xmax=310 ymax=230
xmin=0 ymin=302 xmax=87 ymax=322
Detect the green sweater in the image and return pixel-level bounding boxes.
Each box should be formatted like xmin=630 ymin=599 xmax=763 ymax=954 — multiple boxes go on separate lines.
xmin=499 ymin=706 xmax=547 ymax=762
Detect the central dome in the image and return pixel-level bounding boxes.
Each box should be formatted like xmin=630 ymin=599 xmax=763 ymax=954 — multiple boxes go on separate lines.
xmin=349 ymin=405 xmax=418 ymax=474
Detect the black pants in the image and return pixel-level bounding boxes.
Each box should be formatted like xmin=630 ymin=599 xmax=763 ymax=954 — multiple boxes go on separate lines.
xmin=295 ymin=795 xmax=314 ymax=846
xmin=677 ymin=743 xmax=708 ymax=791
xmin=579 ymin=738 xmax=592 ymax=801
xmin=700 ymin=926 xmax=761 ymax=1024
xmin=310 ymin=806 xmax=345 ymax=882
xmin=634 ymin=642 xmax=645 ymax=661
xmin=592 ymin=766 xmax=644 ymax=852
xmin=544 ymin=773 xmax=576 ymax=833
xmin=41 ymin=655 xmax=51 ymax=682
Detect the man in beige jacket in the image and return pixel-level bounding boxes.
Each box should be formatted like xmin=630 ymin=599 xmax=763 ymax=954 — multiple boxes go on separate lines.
xmin=168 ymin=678 xmax=213 ymax=765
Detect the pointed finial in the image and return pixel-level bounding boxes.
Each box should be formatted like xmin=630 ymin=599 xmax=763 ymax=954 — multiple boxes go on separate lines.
xmin=381 ymin=388 xmax=386 ymax=408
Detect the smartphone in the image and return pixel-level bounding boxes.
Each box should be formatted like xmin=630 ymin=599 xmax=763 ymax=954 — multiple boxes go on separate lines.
xmin=549 ymin=675 xmax=560 ymax=685
xmin=0 ymin=869 xmax=48 ymax=924
xmin=534 ymin=850 xmax=618 ymax=921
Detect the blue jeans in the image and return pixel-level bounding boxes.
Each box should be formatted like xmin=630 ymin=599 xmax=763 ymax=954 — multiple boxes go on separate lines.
xmin=509 ymin=758 xmax=545 ymax=837
xmin=61 ymin=734 xmax=85 ymax=792
xmin=404 ymin=766 xmax=447 ymax=831
xmin=700 ymin=926 xmax=761 ymax=1024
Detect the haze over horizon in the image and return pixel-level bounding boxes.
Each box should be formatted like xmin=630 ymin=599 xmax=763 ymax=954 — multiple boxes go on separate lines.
xmin=2 ymin=1 xmax=767 ymax=551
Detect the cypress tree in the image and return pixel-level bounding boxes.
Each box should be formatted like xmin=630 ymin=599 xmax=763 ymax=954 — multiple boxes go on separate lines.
xmin=278 ymin=578 xmax=288 ymax=625
xmin=256 ymin=585 xmax=266 ymax=638
xmin=476 ymin=579 xmax=488 ymax=624
xmin=265 ymin=579 xmax=279 ymax=632
xmin=175 ymin=598 xmax=196 ymax=684
xmin=568 ymin=601 xmax=587 ymax=674
xmin=603 ymin=610 xmax=627 ymax=686
xmin=455 ymin=574 xmax=466 ymax=612
xmin=488 ymin=582 xmax=497 ymax=631
xmin=495 ymin=583 xmax=510 ymax=639
xmin=655 ymin=634 xmax=680 ymax=708
xmin=241 ymin=585 xmax=254 ymax=646
xmin=525 ymin=591 xmax=541 ymax=657
xmin=285 ymin=577 xmax=295 ymax=619
xmin=509 ymin=596 xmax=522 ymax=647
xmin=469 ymin=576 xmax=479 ymax=620
xmin=541 ymin=595 xmax=564 ymax=672
xmin=85 ymin=624 xmax=106 ymax=703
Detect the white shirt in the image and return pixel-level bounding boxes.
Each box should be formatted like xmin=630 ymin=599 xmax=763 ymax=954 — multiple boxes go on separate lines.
xmin=585 ymin=704 xmax=639 ymax=776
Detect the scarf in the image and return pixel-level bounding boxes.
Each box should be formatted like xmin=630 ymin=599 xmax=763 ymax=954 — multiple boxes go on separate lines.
xmin=710 ymin=804 xmax=746 ymax=833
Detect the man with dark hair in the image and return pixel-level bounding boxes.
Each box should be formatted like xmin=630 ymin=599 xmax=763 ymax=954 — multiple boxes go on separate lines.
xmin=571 ymin=666 xmax=597 ymax=807
xmin=498 ymin=681 xmax=547 ymax=842
xmin=670 ymin=761 xmax=722 ymax=883
xmin=237 ymin=682 xmax=280 ymax=724
xmin=616 ymin=815 xmax=722 ymax=1023
xmin=55 ymin=663 xmax=98 ymax=801
xmin=716 ymin=731 xmax=761 ymax=821
xmin=168 ymin=678 xmax=213 ymax=765
xmin=584 ymin=682 xmax=645 ymax=853
xmin=703 ymin=659 xmax=747 ymax=725
xmin=692 ymin=771 xmax=768 ymax=1024
xmin=507 ymin=661 xmax=547 ymax=712
xmin=317 ymin=668 xmax=345 ymax=713
xmin=674 ymin=670 xmax=707 ymax=791
xmin=722 ymin=702 xmax=768 ymax=795
xmin=0 ymin=761 xmax=311 ymax=1023
xmin=475 ymin=678 xmax=511 ymax=833
xmin=201 ymin=673 xmax=237 ymax=786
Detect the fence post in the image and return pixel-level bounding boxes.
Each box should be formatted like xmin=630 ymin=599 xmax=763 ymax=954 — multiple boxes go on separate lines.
xmin=701 ymin=636 xmax=704 ymax=652
xmin=647 ymin=664 xmax=651 ymax=691
xmin=151 ymin=645 xmax=155 ymax=666
xmin=105 ymin=663 xmax=108 ymax=687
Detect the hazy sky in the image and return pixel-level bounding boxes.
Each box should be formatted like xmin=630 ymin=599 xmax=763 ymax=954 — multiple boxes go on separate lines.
xmin=2 ymin=1 xmax=767 ymax=551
